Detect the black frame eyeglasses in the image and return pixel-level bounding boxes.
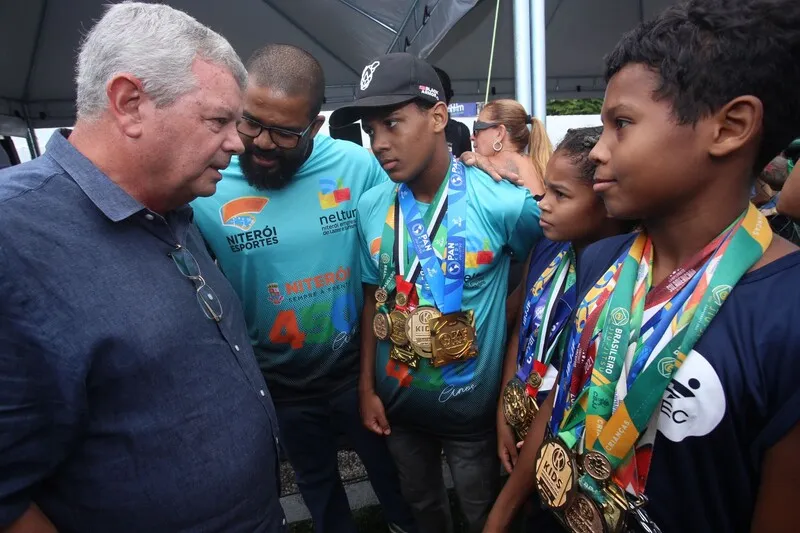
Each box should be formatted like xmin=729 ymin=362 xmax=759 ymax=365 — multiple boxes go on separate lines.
xmin=169 ymin=244 xmax=223 ymax=322
xmin=236 ymin=116 xmax=315 ymax=149
xmin=472 ymin=120 xmax=499 ymax=136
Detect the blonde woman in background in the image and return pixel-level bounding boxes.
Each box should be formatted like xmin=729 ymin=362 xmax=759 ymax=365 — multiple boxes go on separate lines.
xmin=469 ymin=99 xmax=553 ymax=326
xmin=471 ymin=99 xmax=552 ymax=197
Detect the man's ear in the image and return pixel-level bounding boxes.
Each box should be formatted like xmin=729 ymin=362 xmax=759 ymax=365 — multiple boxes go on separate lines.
xmin=106 ymin=73 xmax=147 ymax=138
xmin=308 ymin=114 xmax=326 ymax=140
xmin=432 ymin=101 xmax=449 ymax=133
xmin=707 ymin=95 xmax=763 ymax=159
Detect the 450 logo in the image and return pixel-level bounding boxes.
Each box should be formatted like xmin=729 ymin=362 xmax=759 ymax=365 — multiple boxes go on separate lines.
xmin=268 ymin=293 xmax=358 ymax=353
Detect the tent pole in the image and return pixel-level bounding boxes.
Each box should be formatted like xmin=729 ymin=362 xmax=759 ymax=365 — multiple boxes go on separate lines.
xmin=387 ymin=0 xmax=419 ymax=53
xmin=512 ymin=0 xmax=532 ymax=113
xmin=530 ymin=0 xmax=547 ymax=123
xmin=334 ymin=0 xmax=396 ymax=33
xmin=23 ymin=105 xmax=40 ymax=158
xmin=25 ymin=129 xmax=40 ymax=159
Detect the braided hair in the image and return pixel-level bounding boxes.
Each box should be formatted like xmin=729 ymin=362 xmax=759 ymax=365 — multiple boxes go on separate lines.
xmin=554 ymin=126 xmax=603 ymax=183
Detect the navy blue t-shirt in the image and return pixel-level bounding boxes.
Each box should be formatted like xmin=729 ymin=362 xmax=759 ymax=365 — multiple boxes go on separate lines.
xmin=568 ymin=234 xmax=800 ymax=533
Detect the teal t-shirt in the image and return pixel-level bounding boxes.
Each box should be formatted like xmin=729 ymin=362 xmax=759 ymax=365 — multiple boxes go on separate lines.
xmin=357 ymin=166 xmax=542 ymax=438
xmin=192 ymin=135 xmax=387 ymax=401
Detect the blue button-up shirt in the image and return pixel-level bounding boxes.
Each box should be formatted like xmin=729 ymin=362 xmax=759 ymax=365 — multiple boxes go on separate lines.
xmin=0 ymin=133 xmax=287 ymax=533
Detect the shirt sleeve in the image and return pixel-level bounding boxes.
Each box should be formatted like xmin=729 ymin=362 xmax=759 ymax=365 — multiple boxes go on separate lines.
xmin=506 ymin=190 xmax=543 ymax=260
xmin=0 ymin=246 xmax=84 ymax=526
xmin=357 ymin=196 xmax=380 ymax=285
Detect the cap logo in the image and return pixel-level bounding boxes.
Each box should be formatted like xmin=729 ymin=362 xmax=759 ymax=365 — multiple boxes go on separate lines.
xmin=419 ymin=85 xmax=439 ymax=100
xmin=360 ymin=61 xmax=381 ymax=91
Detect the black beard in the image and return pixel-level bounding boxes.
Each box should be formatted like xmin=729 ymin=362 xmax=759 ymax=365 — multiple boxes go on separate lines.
xmin=239 ymin=141 xmax=313 ymax=191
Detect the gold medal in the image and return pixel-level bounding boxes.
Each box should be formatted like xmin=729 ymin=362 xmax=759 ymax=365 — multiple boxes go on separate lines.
xmin=429 ymin=311 xmax=477 ymax=367
xmin=372 ymin=312 xmax=391 ymax=341
xmin=600 ymin=484 xmax=628 ymax=533
xmin=527 ymin=371 xmax=543 ymax=389
xmin=405 ymin=306 xmax=441 ymax=358
xmin=535 ymin=438 xmax=576 ymax=510
xmin=389 ymin=309 xmax=409 ymax=346
xmin=375 ymin=287 xmax=388 ymax=304
xmin=583 ymin=450 xmax=612 ymax=482
xmin=502 ymin=379 xmax=537 ymax=439
xmin=389 ymin=344 xmax=419 ymax=368
xmin=564 ymin=492 xmax=606 ymax=533
xmin=395 ymin=291 xmax=408 ymax=307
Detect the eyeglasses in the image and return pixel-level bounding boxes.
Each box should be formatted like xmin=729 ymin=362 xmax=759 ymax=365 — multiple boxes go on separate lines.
xmin=237 ymin=116 xmax=315 ymax=149
xmin=169 ymin=244 xmax=223 ymax=322
xmin=472 ymin=120 xmax=499 ymax=136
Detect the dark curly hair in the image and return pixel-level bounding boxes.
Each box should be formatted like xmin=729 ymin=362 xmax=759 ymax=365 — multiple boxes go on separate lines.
xmin=605 ymin=0 xmax=800 ymax=172
xmin=554 ymin=126 xmax=603 ymax=183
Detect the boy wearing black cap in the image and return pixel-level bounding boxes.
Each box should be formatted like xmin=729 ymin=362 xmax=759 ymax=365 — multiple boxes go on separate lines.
xmin=330 ymin=53 xmax=542 ymax=533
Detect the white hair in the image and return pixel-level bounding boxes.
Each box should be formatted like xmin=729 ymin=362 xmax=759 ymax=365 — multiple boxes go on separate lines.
xmin=76 ymin=2 xmax=247 ymax=120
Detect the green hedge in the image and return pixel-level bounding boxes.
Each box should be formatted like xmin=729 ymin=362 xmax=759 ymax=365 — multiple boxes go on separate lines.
xmin=547 ymin=98 xmax=604 ymax=116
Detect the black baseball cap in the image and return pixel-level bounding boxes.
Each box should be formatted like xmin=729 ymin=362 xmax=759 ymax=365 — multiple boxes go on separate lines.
xmin=329 ymin=53 xmax=446 ymax=128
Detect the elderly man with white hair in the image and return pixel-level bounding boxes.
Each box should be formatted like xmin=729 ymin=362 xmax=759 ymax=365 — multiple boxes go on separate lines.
xmin=0 ymin=3 xmax=286 ymax=533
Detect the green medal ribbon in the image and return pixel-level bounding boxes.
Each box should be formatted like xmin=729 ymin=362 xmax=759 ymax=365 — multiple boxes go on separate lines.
xmin=558 ymin=204 xmax=772 ymax=478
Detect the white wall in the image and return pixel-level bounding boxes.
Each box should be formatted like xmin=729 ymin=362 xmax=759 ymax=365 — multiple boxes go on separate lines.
xmin=544 ymin=115 xmax=602 ymax=145
xmin=12 ymin=113 xmax=602 ymax=163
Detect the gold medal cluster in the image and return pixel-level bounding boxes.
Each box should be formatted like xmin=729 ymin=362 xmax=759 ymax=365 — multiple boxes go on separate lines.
xmin=534 ymin=438 xmax=628 ymax=533
xmin=372 ymin=287 xmax=478 ymax=368
xmin=501 ymin=373 xmax=543 ymax=439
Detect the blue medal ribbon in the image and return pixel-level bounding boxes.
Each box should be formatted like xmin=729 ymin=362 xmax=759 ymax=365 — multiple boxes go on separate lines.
xmin=397 ymin=157 xmax=467 ymax=314
xmin=515 ymin=244 xmax=576 ymax=383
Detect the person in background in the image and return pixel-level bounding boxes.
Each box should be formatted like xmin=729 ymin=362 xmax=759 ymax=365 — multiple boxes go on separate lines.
xmin=332 ymin=52 xmax=542 ymax=533
xmin=471 ymin=99 xmax=553 ymax=198
xmin=489 ymin=0 xmax=800 ymax=531
xmin=753 ymin=155 xmax=787 ymax=212
xmin=471 ymin=99 xmax=554 ymax=323
xmin=0 ymin=3 xmax=286 ymax=533
xmin=191 ymin=45 xmax=512 ymax=533
xmin=489 ymin=127 xmax=635 ymax=531
xmin=778 ymin=138 xmax=800 ymax=220
xmin=751 ymin=155 xmax=800 ymax=244
xmin=191 ymin=44 xmax=417 ymax=533
xmin=434 ymin=66 xmax=472 ymax=157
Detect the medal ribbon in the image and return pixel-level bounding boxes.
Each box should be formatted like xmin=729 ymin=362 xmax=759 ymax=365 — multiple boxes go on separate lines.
xmin=397 ymin=157 xmax=467 ymax=314
xmin=553 ymin=204 xmax=771 ymax=492
xmin=516 ymin=244 xmax=577 ymax=393
xmin=550 ymin=258 xmax=624 ymax=440
xmin=553 ymin=235 xmax=720 ymax=443
xmin=377 ymin=171 xmax=449 ymax=310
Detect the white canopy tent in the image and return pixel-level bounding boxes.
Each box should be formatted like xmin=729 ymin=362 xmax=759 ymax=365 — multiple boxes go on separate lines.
xmin=0 ymin=0 xmax=677 ymax=152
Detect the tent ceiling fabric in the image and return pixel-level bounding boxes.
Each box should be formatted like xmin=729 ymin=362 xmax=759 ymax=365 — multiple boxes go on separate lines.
xmin=1 ymin=0 xmax=675 ymax=132
xmin=0 ymin=0 xmax=477 ymax=130
xmin=428 ymin=0 xmax=677 ymax=103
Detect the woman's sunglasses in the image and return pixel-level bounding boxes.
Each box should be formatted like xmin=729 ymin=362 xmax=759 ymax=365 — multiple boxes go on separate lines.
xmin=472 ymin=121 xmax=499 ymax=136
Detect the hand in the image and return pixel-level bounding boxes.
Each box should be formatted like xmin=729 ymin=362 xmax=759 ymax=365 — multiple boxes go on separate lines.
xmin=498 ymin=416 xmax=519 ymax=474
xmin=460 ymin=151 xmax=524 ymax=186
xmin=360 ymin=391 xmax=391 ymax=436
